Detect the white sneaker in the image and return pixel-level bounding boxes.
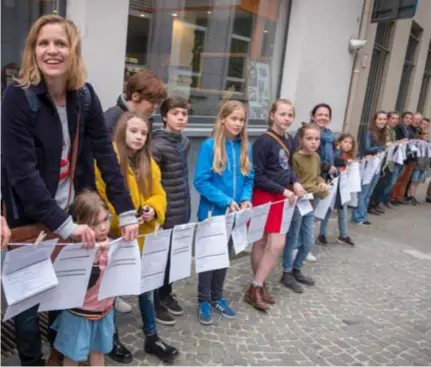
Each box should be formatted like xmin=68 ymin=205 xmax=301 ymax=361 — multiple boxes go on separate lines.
xmin=114 ymin=297 xmax=132 ymax=313
xmin=306 ymin=252 xmax=317 ymax=262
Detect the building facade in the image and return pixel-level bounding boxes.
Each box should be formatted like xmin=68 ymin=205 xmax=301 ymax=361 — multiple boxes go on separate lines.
xmin=2 ymin=0 xmax=431 ymax=216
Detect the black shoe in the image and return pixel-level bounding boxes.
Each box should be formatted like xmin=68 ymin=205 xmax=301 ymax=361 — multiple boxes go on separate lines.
xmin=108 ymin=333 xmax=133 ymax=364
xmin=337 ymin=236 xmax=355 ymax=247
xmin=293 ymin=269 xmax=315 ymax=286
xmin=162 ymin=294 xmax=184 ymax=316
xmin=280 ymin=271 xmax=304 ymax=293
xmin=410 ymin=197 xmax=419 ymax=206
xmin=155 ymin=304 xmax=176 ymax=326
xmin=391 ymin=201 xmax=401 ymax=206
xmin=316 ymin=235 xmax=328 ymax=246
xmin=367 ymin=208 xmax=380 ymax=215
xmin=145 ymin=335 xmax=179 ymax=363
xmin=362 ymin=220 xmax=372 ymax=225
xmin=426 ymin=197 xmax=431 ymax=203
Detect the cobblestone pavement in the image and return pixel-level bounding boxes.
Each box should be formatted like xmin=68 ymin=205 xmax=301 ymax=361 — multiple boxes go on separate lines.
xmin=3 ymin=184 xmax=431 ymax=366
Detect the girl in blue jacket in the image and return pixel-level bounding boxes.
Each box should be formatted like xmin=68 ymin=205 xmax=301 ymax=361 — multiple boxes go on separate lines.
xmin=352 ymin=111 xmax=387 ymax=224
xmin=194 ymin=100 xmax=254 ymax=325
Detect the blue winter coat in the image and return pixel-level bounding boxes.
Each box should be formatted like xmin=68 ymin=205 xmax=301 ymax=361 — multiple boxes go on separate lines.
xmin=194 ymin=137 xmax=254 ymax=221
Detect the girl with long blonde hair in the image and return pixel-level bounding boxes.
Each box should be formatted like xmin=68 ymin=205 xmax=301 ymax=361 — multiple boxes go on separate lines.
xmin=95 ymin=111 xmax=179 ymax=363
xmin=194 ymin=100 xmax=254 ymax=325
xmin=1 ymin=14 xmax=138 ymax=366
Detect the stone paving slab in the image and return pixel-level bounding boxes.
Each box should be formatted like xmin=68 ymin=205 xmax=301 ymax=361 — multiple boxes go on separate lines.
xmin=3 ymin=185 xmax=431 ymax=366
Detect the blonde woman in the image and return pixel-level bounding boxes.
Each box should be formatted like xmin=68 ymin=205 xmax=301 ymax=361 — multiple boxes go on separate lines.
xmin=1 ymin=15 xmax=138 ymax=366
xmin=194 ymin=100 xmax=254 ymax=325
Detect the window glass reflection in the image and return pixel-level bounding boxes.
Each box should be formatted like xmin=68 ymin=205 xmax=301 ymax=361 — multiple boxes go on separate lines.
xmin=125 ymin=0 xmax=290 ymax=123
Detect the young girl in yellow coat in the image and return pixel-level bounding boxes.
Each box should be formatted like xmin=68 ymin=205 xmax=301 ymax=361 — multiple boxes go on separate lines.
xmin=95 ymin=111 xmax=179 ymax=362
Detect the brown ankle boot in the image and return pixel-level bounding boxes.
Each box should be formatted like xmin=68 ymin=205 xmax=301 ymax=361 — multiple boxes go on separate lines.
xmin=244 ymin=284 xmax=269 ymax=311
xmin=262 ymin=282 xmax=275 ymax=304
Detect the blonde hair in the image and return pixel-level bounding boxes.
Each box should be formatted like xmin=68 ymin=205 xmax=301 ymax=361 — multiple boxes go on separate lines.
xmin=212 ymin=100 xmax=251 ymax=175
xmin=17 ymin=15 xmax=87 ymax=90
xmin=69 ymin=190 xmax=109 ymax=226
xmin=114 ymin=112 xmax=153 ymax=197
xmin=268 ymin=99 xmax=296 ymax=127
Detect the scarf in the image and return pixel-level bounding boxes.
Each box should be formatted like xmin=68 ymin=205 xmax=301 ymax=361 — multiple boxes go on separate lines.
xmin=320 ymin=128 xmax=335 ymax=165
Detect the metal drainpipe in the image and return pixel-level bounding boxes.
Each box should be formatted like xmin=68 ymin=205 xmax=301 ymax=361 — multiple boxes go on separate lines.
xmin=343 ymin=0 xmax=374 ymax=134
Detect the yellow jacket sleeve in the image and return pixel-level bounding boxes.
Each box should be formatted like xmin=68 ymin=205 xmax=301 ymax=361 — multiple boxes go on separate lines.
xmin=142 ymin=159 xmax=167 ymax=227
xmin=94 ymin=164 xmax=121 ymax=237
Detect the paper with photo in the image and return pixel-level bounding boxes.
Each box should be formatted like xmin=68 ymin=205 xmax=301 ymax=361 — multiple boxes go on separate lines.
xmin=225 ymin=212 xmax=235 ymax=241
xmin=247 ymin=203 xmax=270 ymax=244
xmin=346 ymin=161 xmax=362 ymax=193
xmin=361 ymin=159 xmax=375 ymax=185
xmin=231 ymin=209 xmax=252 ymax=254
xmin=279 ymin=198 xmax=296 ymax=234
xmin=98 ymin=238 xmax=141 ymax=300
xmin=169 ymin=223 xmax=195 ymax=283
xmin=39 ymin=243 xmax=97 ymax=311
xmin=2 ymin=239 xmax=58 ymax=307
xmin=141 ymin=230 xmax=172 ymax=293
xmin=3 ymin=291 xmax=48 ymax=321
xmin=339 ymin=171 xmax=351 ymax=205
xmin=195 ymin=215 xmax=229 ymax=273
xmin=296 ymin=198 xmax=313 ymax=217
xmin=314 ymin=177 xmax=339 ymax=220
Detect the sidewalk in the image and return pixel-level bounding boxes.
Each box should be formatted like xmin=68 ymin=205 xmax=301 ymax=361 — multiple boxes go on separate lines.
xmin=3 ymin=184 xmax=431 ymax=366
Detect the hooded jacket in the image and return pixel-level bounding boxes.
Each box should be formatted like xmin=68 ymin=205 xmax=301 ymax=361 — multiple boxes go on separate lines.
xmin=104 ymin=94 xmax=155 ymax=136
xmin=152 ymin=129 xmax=191 ymax=229
xmin=194 ymin=137 xmax=254 ymax=221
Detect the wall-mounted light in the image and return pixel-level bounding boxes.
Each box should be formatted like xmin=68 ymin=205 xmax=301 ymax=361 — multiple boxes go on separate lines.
xmin=172 ymin=13 xmax=178 ymax=17
xmin=348 ymin=37 xmax=367 ymax=54
xmin=207 ymin=11 xmax=212 ymax=14
xmin=263 ymin=29 xmax=268 ymax=33
xmin=53 ymin=9 xmax=57 ymax=14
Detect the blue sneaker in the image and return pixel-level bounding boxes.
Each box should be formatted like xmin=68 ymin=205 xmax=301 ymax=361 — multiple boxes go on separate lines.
xmin=212 ymin=298 xmax=236 ymax=319
xmin=198 ymin=301 xmax=213 ymax=325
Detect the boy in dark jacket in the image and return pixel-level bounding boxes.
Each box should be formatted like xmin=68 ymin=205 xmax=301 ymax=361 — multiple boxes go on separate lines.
xmin=104 ymin=70 xmax=167 ymax=135
xmin=152 ymin=96 xmax=191 ymax=325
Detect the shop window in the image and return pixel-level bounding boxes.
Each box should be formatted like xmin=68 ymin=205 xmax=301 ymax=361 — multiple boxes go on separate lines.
xmin=395 ymin=22 xmax=422 ymax=113
xmin=1 ymin=0 xmax=66 ymax=96
xmin=125 ymin=0 xmax=291 ymax=126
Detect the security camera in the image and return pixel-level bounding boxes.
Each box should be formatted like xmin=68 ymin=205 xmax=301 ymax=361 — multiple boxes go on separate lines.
xmin=349 ymin=38 xmax=367 ymax=53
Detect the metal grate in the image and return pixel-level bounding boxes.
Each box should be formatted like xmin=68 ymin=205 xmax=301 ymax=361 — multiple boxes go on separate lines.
xmin=358 ymin=21 xmax=393 ymax=151
xmin=395 ymin=22 xmax=423 ymax=112
xmin=1 ymin=313 xmax=49 ymax=359
xmin=417 ymin=41 xmax=431 ymax=114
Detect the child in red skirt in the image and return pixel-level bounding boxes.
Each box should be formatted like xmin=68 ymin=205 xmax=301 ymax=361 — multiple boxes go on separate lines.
xmin=244 ymin=99 xmax=306 ymax=311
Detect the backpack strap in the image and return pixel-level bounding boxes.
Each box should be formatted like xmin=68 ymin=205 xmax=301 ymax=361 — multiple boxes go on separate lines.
xmin=264 ymin=130 xmax=291 ymax=154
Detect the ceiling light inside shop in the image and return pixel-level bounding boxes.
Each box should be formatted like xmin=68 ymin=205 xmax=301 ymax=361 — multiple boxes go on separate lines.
xmin=140 ymin=13 xmax=145 ymax=17
xmin=207 ymin=11 xmax=212 ymax=14
xmin=172 ymin=13 xmax=178 ymax=17
xmin=264 ymin=29 xmax=268 ymax=33
xmin=53 ymin=9 xmax=57 ymax=14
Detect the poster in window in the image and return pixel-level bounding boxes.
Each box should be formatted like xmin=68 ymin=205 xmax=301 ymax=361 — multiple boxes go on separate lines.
xmin=247 ymin=60 xmax=271 ymax=119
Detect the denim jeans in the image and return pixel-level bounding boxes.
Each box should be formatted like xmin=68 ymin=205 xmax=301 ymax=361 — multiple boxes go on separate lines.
xmin=283 ymin=208 xmax=315 ymax=272
xmin=14 ymin=305 xmax=44 ymax=366
xmin=351 ymin=173 xmax=380 ymax=223
xmin=197 ymin=268 xmax=228 ymax=303
xmin=319 ymin=205 xmax=348 ymax=238
xmin=138 ymin=291 xmax=158 ymax=336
